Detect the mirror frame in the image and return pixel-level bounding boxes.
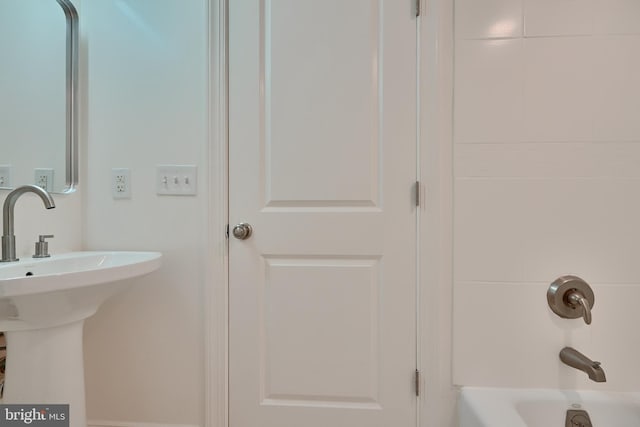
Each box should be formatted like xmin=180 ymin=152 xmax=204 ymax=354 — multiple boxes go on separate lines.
xmin=56 ymin=0 xmax=79 ymax=193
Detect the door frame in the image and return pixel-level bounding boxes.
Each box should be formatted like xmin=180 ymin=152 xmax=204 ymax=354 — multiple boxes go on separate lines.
xmin=205 ymin=0 xmax=229 ymax=426
xmin=204 ymin=1 xmax=455 ymax=426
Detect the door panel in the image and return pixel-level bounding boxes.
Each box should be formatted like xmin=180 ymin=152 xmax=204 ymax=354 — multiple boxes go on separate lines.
xmin=229 ymin=1 xmax=418 ymax=426
xmin=262 ymin=256 xmax=380 ymax=406
xmin=265 ymin=1 xmax=380 ymax=207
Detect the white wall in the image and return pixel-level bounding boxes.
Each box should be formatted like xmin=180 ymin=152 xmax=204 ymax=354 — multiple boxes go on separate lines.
xmin=453 ymin=0 xmax=640 ymax=391
xmin=81 ymin=1 xmax=208 ymax=424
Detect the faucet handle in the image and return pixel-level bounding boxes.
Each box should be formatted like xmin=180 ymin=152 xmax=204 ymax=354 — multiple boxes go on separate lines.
xmin=33 ymin=235 xmax=54 ymax=258
xmin=568 ymin=291 xmax=592 ymax=325
xmin=547 ymin=275 xmax=596 ymax=325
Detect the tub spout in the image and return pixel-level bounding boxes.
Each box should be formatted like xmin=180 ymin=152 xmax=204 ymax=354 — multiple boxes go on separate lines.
xmin=559 ymin=347 xmax=606 ymax=383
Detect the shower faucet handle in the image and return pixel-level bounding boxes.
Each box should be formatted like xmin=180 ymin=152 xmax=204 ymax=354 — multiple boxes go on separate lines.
xmin=567 ymin=290 xmax=592 ymax=325
xmin=547 ymin=275 xmax=596 ymax=325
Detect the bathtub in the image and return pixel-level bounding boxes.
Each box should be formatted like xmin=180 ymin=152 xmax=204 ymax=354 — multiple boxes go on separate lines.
xmin=458 ymin=387 xmax=640 ymax=426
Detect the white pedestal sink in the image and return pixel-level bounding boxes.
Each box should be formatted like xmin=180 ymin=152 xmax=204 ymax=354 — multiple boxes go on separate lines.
xmin=0 ymin=251 xmax=162 ymax=427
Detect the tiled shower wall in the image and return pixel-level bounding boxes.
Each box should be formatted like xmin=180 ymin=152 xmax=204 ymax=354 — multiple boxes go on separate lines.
xmin=453 ymin=0 xmax=640 ymax=390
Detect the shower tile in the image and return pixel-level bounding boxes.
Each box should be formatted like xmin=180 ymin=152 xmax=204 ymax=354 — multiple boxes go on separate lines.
xmin=455 ymin=178 xmax=640 ymax=284
xmin=524 ymin=0 xmax=594 ymax=37
xmin=593 ymin=0 xmax=640 ymax=34
xmin=455 ymin=0 xmax=523 ymax=40
xmin=523 ymin=37 xmax=595 ymax=142
xmin=455 ymin=142 xmax=640 ymax=179
xmin=592 ymin=36 xmax=640 ymax=141
xmin=454 ymin=178 xmax=530 ymax=283
xmin=454 ymin=39 xmax=524 ymax=143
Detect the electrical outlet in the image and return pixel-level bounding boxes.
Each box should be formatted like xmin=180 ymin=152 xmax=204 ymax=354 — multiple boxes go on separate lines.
xmin=34 ymin=168 xmax=54 ymax=192
xmin=0 ymin=165 xmax=12 ymax=188
xmin=156 ymin=165 xmax=197 ymax=196
xmin=112 ymin=168 xmax=131 ymax=199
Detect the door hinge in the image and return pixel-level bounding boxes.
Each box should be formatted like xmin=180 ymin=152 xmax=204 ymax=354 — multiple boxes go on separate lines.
xmin=225 ymin=224 xmax=229 ymax=239
xmin=415 ymin=181 xmax=420 ymax=207
xmin=416 ymin=0 xmax=421 ymax=17
xmin=415 ymin=369 xmax=420 ymax=396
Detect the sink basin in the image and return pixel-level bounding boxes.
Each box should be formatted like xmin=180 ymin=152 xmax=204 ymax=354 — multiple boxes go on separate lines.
xmin=0 ymin=251 xmax=161 ymax=287
xmin=0 ymin=251 xmax=162 ymax=330
xmin=0 ymin=252 xmax=161 ymax=332
xmin=0 ymin=251 xmax=162 ymax=427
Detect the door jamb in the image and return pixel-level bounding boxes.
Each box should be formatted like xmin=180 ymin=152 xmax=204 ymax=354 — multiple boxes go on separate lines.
xmin=205 ymin=1 xmax=229 ymax=427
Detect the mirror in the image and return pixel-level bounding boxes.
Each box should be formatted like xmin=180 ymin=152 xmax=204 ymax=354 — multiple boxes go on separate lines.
xmin=0 ymin=0 xmax=78 ymax=194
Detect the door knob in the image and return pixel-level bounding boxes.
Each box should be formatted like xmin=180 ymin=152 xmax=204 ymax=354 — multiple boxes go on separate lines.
xmin=232 ymin=223 xmax=253 ymax=240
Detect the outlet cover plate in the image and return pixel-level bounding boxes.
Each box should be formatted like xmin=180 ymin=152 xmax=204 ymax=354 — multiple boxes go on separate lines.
xmin=112 ymin=168 xmax=131 ymax=199
xmin=35 ymin=168 xmax=54 ymax=192
xmin=0 ymin=165 xmax=12 ymax=189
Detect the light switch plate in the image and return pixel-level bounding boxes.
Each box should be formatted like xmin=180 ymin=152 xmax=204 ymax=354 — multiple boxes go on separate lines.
xmin=156 ymin=165 xmax=197 ymax=196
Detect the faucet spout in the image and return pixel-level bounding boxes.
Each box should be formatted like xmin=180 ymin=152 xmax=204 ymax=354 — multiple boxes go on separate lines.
xmin=1 ymin=185 xmax=56 ymax=262
xmin=559 ymin=347 xmax=606 ymax=382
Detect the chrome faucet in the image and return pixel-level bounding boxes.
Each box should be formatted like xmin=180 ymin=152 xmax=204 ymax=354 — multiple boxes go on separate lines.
xmin=1 ymin=185 xmax=55 ymax=262
xmin=560 ymin=347 xmax=606 ymax=382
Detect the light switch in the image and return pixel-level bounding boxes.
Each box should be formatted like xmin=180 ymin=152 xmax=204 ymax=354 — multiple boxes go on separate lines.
xmin=156 ymin=165 xmax=197 ymax=196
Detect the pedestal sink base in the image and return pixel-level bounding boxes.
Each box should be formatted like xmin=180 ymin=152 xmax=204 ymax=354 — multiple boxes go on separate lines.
xmin=4 ymin=320 xmax=87 ymax=427
xmin=0 ymin=251 xmax=162 ymax=427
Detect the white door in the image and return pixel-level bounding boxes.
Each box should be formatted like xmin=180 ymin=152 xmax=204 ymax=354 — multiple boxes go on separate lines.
xmin=229 ymin=1 xmax=418 ymax=426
